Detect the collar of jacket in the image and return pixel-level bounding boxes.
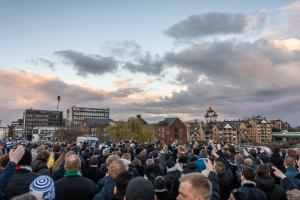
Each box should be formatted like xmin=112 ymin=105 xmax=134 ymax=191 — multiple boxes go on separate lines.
xmin=64 ymin=170 xmax=82 ymax=177
xmin=16 ymin=165 xmax=32 ymax=172
xmin=241 ymin=180 xmax=256 ymax=187
xmin=167 ymin=166 xmax=179 ymax=172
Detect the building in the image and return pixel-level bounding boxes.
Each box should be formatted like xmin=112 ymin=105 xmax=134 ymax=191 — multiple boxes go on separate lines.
xmin=248 ymin=116 xmax=272 ymax=143
xmin=32 ymin=126 xmax=58 ymax=141
xmin=0 ymin=127 xmax=8 ymax=140
xmin=200 ymin=107 xmax=219 ymax=143
xmin=80 ymin=118 xmax=114 ymax=141
xmin=23 ymin=109 xmax=63 ymax=140
xmin=270 ymin=119 xmax=289 ymax=131
xmin=204 ymin=107 xmax=218 ymax=123
xmin=8 ymin=119 xmax=24 ymax=138
xmin=67 ymin=106 xmax=109 ymax=128
xmin=154 ymin=118 xmax=187 ymax=145
xmin=185 ymin=119 xmax=201 ymax=142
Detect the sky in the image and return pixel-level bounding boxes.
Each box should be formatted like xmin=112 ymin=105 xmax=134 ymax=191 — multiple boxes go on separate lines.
xmin=1 ymin=0 xmax=300 ymax=126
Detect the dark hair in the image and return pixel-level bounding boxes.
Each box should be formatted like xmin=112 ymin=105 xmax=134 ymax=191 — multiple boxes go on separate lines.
xmin=260 ymin=152 xmax=270 ymax=164
xmin=0 ymin=154 xmax=9 ymax=168
xmin=36 ymin=150 xmax=50 ymax=162
xmin=193 ymin=148 xmax=200 ymax=156
xmin=242 ymin=167 xmax=255 ymax=181
xmin=272 ymin=146 xmax=280 ymax=154
xmin=52 ymin=144 xmax=61 ymax=153
xmin=256 ymin=164 xmax=270 ymax=177
xmin=166 ymin=159 xmax=175 ymax=168
xmin=115 ymin=171 xmax=134 ymax=198
xmin=18 ymin=149 xmax=32 ymax=166
xmin=90 ymin=155 xmax=98 ymax=165
xmin=152 ymin=150 xmax=158 ymax=158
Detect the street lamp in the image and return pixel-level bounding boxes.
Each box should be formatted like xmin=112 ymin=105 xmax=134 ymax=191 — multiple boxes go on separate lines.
xmin=57 ymin=96 xmax=61 ymax=111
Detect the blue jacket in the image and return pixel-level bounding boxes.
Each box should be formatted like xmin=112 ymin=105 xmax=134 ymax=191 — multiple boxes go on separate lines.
xmin=285 ymin=167 xmax=300 ymax=189
xmin=93 ymin=175 xmax=115 ymax=200
xmin=0 ymin=162 xmax=16 ymax=200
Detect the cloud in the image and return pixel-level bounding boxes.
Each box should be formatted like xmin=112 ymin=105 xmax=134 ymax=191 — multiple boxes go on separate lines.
xmin=109 ymin=87 xmax=144 ymax=98
xmin=102 ymin=40 xmax=143 ymax=58
xmin=165 ymin=39 xmax=300 ymax=88
xmin=0 ymin=69 xmax=158 ymax=125
xmin=164 ymin=12 xmax=265 ymax=40
xmin=140 ymin=38 xmax=300 ymax=125
xmin=273 ymin=38 xmax=300 ymax=52
xmin=112 ymin=77 xmax=133 ymax=88
xmin=281 ymin=1 xmax=300 ymax=11
xmin=122 ymin=52 xmax=165 ymax=75
xmin=54 ymin=50 xmax=118 ymax=77
xmin=27 ymin=58 xmax=56 ymax=70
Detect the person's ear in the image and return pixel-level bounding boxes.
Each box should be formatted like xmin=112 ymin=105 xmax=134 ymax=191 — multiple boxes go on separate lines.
xmin=241 ymin=174 xmax=245 ymax=181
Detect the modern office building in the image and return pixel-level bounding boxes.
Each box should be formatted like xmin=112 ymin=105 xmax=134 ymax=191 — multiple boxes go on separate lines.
xmin=67 ymin=106 xmax=110 ymax=128
xmin=23 ymin=109 xmax=63 ymax=140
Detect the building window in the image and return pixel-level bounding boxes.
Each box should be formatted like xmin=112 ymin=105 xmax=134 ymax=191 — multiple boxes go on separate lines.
xmin=174 ymin=128 xmax=179 ymax=139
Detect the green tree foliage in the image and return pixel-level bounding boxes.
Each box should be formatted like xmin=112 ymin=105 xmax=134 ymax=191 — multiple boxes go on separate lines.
xmin=107 ymin=117 xmax=154 ymax=143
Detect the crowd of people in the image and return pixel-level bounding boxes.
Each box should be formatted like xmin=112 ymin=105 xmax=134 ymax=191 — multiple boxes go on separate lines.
xmin=0 ymin=140 xmax=300 ymax=200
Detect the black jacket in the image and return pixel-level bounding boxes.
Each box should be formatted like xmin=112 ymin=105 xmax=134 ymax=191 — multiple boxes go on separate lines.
xmin=85 ymin=166 xmax=105 ymax=184
xmin=155 ymin=190 xmax=175 ymax=200
xmin=164 ymin=167 xmax=181 ymax=191
xmin=270 ymin=154 xmax=285 ymax=172
xmin=6 ymin=169 xmax=39 ymax=199
xmin=146 ymin=164 xmax=164 ymax=184
xmin=31 ymin=159 xmax=50 ymax=176
xmin=217 ymin=170 xmax=236 ymax=200
xmin=255 ymin=176 xmax=287 ymax=200
xmin=238 ymin=182 xmax=268 ymax=200
xmin=55 ymin=175 xmax=96 ymax=200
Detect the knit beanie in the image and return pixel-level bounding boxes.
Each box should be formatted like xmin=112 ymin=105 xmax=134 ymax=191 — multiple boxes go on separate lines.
xmin=29 ymin=175 xmax=55 ymax=200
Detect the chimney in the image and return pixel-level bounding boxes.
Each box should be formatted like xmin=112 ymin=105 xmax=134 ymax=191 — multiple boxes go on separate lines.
xmin=137 ymin=115 xmax=141 ymax=119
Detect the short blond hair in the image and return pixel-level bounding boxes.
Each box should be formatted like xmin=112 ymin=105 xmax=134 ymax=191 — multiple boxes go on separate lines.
xmin=106 ymin=155 xmax=119 ymax=168
xmin=108 ymin=159 xmax=127 ymax=179
xmin=146 ymin=158 xmax=154 ymax=166
xmin=179 ymin=173 xmax=212 ymax=200
xmin=244 ymin=158 xmax=253 ymax=167
xmin=287 ymin=189 xmax=300 ymax=200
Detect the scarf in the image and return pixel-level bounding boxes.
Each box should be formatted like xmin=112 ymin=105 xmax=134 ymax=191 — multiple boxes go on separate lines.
xmin=16 ymin=165 xmax=32 ymax=172
xmin=64 ymin=170 xmax=82 ymax=177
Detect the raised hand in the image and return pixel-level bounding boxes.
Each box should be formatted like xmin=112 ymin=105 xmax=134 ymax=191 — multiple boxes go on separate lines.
xmin=9 ymin=145 xmax=25 ymax=164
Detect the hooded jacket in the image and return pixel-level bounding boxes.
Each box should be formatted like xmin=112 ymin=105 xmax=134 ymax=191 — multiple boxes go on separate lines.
xmin=255 ymin=176 xmax=286 ymax=200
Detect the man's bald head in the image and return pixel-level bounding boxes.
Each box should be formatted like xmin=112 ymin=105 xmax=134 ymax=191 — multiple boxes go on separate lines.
xmin=64 ymin=154 xmax=81 ymax=171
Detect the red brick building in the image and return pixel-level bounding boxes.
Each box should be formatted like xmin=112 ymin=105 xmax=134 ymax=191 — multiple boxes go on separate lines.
xmin=154 ymin=118 xmax=187 ymax=144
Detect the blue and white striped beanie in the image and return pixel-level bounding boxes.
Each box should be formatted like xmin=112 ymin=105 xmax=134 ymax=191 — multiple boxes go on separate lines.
xmin=29 ymin=175 xmax=55 ymax=200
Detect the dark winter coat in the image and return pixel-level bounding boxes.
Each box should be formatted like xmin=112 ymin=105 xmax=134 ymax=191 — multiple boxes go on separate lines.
xmin=237 ymin=181 xmax=268 ymax=200
xmin=55 ymin=174 xmax=96 ymax=200
xmin=155 ymin=190 xmax=175 ymax=200
xmin=5 ymin=168 xmax=39 ymax=199
xmin=146 ymin=164 xmax=164 ymax=184
xmin=217 ymin=170 xmax=236 ymax=200
xmin=255 ymin=176 xmax=286 ymax=200
xmin=94 ymin=175 xmax=115 ymax=200
xmin=85 ymin=166 xmax=105 ymax=184
xmin=270 ymin=154 xmax=285 ymax=172
xmin=164 ymin=166 xmax=181 ymax=191
xmin=0 ymin=162 xmax=16 ymax=200
xmin=31 ymin=159 xmax=50 ymax=176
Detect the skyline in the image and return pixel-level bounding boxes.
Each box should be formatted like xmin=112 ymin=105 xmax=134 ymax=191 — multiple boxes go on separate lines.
xmin=1 ymin=0 xmax=300 ymax=126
